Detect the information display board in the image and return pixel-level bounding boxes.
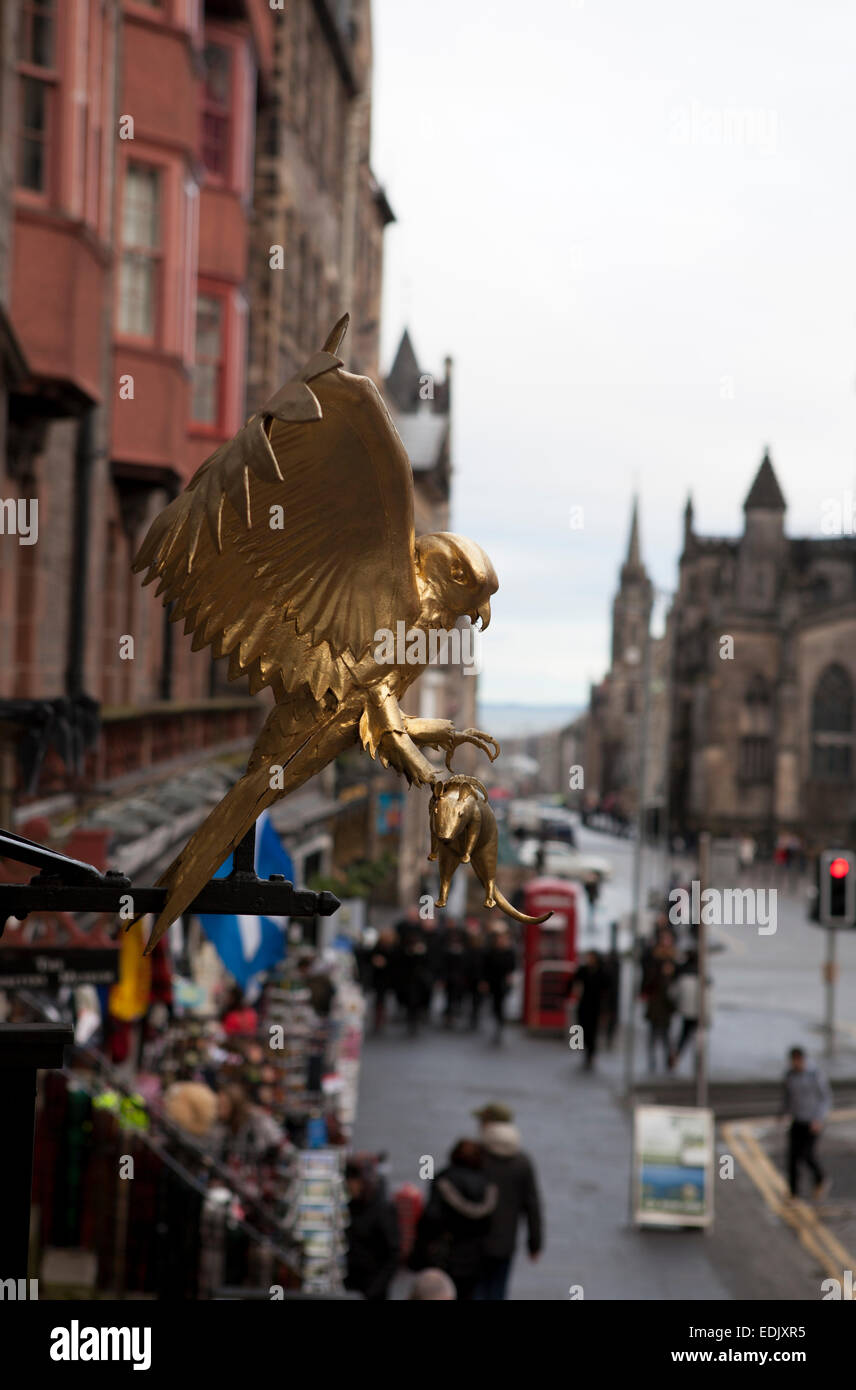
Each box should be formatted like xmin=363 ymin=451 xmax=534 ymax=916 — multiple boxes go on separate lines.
xmin=632 ymin=1104 xmax=714 ymax=1228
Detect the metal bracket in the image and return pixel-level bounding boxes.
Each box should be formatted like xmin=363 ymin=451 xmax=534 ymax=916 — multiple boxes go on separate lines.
xmin=0 ymin=825 xmax=340 ymax=936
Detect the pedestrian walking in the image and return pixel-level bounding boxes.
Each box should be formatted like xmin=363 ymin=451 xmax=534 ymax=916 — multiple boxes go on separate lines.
xmin=583 ymin=875 xmax=601 ymax=931
xmin=344 ymin=1158 xmax=401 ymax=1301
xmin=670 ymin=950 xmax=711 ymax=1065
xmin=410 ymin=1139 xmax=497 ymax=1300
xmin=603 ymin=944 xmax=621 ymax=1047
xmin=565 ymin=949 xmax=611 ymax=1069
xmin=472 ymin=1102 xmax=543 ymax=1300
xmin=395 ymin=911 xmax=435 ymax=1035
xmin=483 ymin=928 xmax=516 ymax=1043
xmin=645 ymin=958 xmax=676 ymax=1073
xmin=369 ymin=927 xmax=400 ymax=1034
xmin=780 ymin=1046 xmax=832 ymax=1200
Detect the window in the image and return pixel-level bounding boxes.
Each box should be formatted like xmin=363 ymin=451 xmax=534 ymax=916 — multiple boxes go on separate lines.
xmin=739 ymin=676 xmax=773 ymax=780
xmin=118 ymin=164 xmax=160 ymax=338
xmin=811 ymin=663 xmax=854 ymax=781
xmin=192 ymin=294 xmax=223 ymax=426
xmin=202 ymin=42 xmax=232 ymax=178
xmin=16 ymin=0 xmax=56 ymax=193
xmin=739 ymin=736 xmax=772 ymax=783
xmin=19 ymin=0 xmax=54 ymax=64
xmin=746 ymin=674 xmax=770 ymax=706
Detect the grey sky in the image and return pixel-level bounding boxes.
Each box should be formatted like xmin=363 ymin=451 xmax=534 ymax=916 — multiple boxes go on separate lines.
xmin=371 ymin=0 xmax=856 ymax=705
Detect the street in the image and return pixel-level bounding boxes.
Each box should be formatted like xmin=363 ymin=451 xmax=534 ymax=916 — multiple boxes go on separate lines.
xmin=354 ymin=822 xmax=856 ymax=1300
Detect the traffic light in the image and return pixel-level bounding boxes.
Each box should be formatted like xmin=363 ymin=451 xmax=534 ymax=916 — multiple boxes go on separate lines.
xmin=819 ymin=849 xmax=856 ymax=926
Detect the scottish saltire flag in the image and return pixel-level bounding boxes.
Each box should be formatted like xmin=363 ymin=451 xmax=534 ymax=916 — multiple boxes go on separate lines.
xmin=198 ymin=811 xmax=294 ymax=994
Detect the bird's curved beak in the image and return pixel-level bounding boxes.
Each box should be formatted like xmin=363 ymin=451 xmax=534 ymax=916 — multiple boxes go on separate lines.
xmin=476 ymin=598 xmax=491 ymax=631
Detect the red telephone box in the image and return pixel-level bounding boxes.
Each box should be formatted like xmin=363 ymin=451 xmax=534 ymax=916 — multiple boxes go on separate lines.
xmin=521 ymin=877 xmax=579 ymax=1032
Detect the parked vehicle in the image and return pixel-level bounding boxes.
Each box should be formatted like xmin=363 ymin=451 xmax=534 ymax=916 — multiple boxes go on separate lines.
xmin=517 ymin=838 xmax=612 ymax=882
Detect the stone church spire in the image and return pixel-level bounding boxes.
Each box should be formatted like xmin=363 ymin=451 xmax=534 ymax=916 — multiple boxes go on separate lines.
xmin=621 ymin=495 xmax=644 ymax=581
xmin=612 ymin=496 xmax=652 ymax=666
xmin=738 ymin=448 xmax=786 ymax=609
xmin=744 ymin=448 xmax=786 ymax=513
xmin=626 ymin=496 xmax=641 ymax=567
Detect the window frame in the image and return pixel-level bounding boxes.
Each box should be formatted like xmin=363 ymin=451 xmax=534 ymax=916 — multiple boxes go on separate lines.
xmin=117 ymin=160 xmax=163 ymax=345
xmin=200 ymin=38 xmax=234 ymax=185
xmin=810 ymin=663 xmax=855 ymax=783
xmin=738 ymin=735 xmax=773 ymax=785
xmin=190 ymin=287 xmax=227 ymax=434
xmin=15 ymin=0 xmax=60 ymax=202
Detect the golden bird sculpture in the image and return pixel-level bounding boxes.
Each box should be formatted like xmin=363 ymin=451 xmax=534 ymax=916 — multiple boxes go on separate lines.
xmin=133 ymin=315 xmax=503 ymax=952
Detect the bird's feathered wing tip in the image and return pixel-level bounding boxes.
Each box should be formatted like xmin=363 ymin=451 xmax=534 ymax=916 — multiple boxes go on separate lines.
xmin=131 ymin=322 xmax=350 ymax=580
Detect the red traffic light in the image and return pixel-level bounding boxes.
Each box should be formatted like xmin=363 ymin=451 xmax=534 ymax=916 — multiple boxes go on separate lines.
xmin=829 ymin=857 xmax=850 ymax=879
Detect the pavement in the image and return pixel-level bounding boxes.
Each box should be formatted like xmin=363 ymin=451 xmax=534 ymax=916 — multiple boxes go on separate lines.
xmin=353 ymin=1011 xmax=839 ymax=1300
xmin=352 ymin=820 xmax=856 ymax=1300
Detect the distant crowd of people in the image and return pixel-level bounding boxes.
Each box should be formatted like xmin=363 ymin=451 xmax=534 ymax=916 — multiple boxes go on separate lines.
xmin=357 ymin=911 xmax=519 ymax=1042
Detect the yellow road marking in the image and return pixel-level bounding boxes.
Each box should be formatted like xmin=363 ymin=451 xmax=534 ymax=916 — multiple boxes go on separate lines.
xmin=722 ymin=1112 xmax=856 ymax=1294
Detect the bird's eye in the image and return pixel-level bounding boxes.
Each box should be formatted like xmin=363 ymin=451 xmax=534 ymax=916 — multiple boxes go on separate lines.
xmin=450 ymin=564 xmax=466 ymax=584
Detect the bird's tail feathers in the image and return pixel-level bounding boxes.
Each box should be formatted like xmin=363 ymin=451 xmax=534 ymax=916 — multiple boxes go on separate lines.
xmin=142 ymin=765 xmax=278 ymax=954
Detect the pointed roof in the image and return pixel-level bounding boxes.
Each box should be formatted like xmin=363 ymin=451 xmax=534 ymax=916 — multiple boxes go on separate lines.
xmin=385 ymin=329 xmax=421 ymax=410
xmin=744 ymin=450 xmax=786 ymax=511
xmin=626 ymin=496 xmax=640 ymax=566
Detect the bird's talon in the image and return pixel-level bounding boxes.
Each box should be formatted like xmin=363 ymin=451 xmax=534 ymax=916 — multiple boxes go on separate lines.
xmin=443 ymin=727 xmax=501 ymax=772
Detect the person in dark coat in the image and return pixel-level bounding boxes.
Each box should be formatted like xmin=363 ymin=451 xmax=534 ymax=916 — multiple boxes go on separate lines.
xmin=482 ymin=929 xmax=516 ymax=1042
xmin=369 ymin=927 xmax=400 ymax=1034
xmin=344 ymin=1159 xmax=400 ymax=1301
xmin=565 ymin=949 xmax=611 ymax=1070
xmin=472 ymin=1103 xmax=543 ymax=1300
xmin=411 ymin=1139 xmax=497 ymax=1300
xmin=441 ymin=921 xmax=469 ymax=1027
xmin=645 ymin=958 xmax=676 ymax=1073
xmin=602 ymin=944 xmax=621 ymax=1046
xmin=395 ymin=912 xmax=436 ymax=1035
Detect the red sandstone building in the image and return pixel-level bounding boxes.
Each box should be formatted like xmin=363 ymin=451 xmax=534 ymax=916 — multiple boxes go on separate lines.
xmin=0 ymin=1 xmax=392 ymax=871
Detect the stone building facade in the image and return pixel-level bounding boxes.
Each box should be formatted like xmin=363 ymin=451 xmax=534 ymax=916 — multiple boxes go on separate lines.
xmin=0 ymin=0 xmax=392 ymax=846
xmin=247 ymin=0 xmax=393 ymax=400
xmin=669 ymin=451 xmax=856 ymax=850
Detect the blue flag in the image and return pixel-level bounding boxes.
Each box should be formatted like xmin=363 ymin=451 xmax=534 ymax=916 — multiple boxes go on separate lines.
xmin=198 ymin=811 xmax=295 ymax=994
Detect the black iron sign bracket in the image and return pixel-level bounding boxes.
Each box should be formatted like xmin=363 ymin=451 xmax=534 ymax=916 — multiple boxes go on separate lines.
xmin=0 ymin=825 xmax=340 ymax=938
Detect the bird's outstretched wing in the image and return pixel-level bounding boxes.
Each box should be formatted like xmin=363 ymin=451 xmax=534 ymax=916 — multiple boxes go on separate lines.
xmin=133 ymin=317 xmax=421 ymax=703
